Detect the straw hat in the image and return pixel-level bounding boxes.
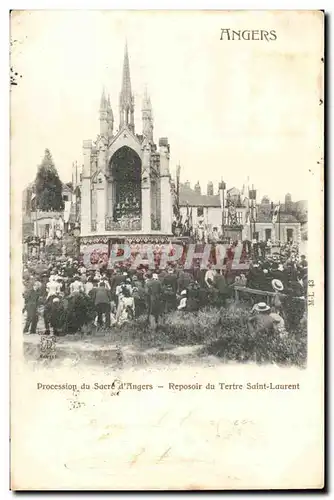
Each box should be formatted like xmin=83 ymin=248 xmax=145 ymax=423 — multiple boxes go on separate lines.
xmin=253 ymin=302 xmax=270 ymax=313
xmin=272 ymin=279 xmax=284 ymax=292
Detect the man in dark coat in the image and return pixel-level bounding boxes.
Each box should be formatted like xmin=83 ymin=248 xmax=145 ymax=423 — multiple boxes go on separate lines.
xmin=177 ymin=269 xmax=192 ymax=293
xmin=110 ymin=268 xmax=126 ymax=305
xmin=146 ymin=273 xmax=163 ymax=325
xmin=163 ymin=267 xmax=178 ymax=294
xmin=23 ymin=283 xmax=41 ymax=334
xmin=247 ymin=263 xmax=263 ymax=290
xmin=94 ymin=282 xmax=112 ymax=328
xmin=214 ymin=272 xmax=229 ymax=307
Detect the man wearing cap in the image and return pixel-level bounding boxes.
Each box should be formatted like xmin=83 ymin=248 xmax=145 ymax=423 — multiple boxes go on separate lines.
xmin=248 ymin=302 xmax=275 ymax=336
xmin=271 ymin=279 xmax=284 ymax=313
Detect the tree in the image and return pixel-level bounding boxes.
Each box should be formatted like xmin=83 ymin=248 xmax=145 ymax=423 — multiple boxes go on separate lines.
xmin=35 ymin=149 xmax=64 ymax=212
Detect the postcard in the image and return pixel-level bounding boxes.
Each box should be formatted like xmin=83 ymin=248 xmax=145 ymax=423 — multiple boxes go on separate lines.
xmin=10 ymin=10 xmax=324 ymax=490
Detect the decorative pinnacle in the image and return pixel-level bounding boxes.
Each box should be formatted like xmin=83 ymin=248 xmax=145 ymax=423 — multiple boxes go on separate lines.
xmin=120 ymin=41 xmax=132 ymax=107
xmin=100 ymin=86 xmax=107 ymax=109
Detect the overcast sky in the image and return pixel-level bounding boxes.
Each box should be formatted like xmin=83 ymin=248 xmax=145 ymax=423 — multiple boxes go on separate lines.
xmin=11 ymin=10 xmax=323 ymax=203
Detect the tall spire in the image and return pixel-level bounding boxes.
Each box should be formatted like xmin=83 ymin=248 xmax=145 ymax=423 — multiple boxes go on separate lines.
xmin=142 ymin=85 xmax=152 ymax=111
xmin=121 ymin=42 xmax=132 ymax=105
xmin=119 ymin=41 xmax=135 ymax=132
xmin=100 ymin=86 xmax=107 ymax=109
xmin=142 ymin=85 xmax=153 ymax=141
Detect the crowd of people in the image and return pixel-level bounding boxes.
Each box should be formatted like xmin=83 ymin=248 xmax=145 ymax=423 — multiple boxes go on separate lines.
xmin=22 ymin=239 xmax=308 ymax=338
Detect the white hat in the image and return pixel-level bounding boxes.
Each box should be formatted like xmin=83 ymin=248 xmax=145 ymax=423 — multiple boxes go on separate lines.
xmin=272 ymin=279 xmax=284 ymax=292
xmin=181 ymin=289 xmax=187 ymax=296
xmin=253 ymin=302 xmax=270 ymax=313
xmin=152 ymin=273 xmax=158 ymax=280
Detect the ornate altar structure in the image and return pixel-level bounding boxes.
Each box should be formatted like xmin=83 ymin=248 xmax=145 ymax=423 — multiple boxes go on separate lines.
xmin=223 ymin=194 xmax=243 ymax=241
xmin=80 ymin=44 xmax=173 ymax=252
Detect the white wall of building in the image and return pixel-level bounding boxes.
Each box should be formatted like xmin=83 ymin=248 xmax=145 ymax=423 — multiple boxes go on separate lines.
xmin=180 ymin=205 xmax=247 ymax=230
xmin=245 ymin=223 xmax=301 ymax=243
xmin=179 ymin=205 xmax=301 ymax=244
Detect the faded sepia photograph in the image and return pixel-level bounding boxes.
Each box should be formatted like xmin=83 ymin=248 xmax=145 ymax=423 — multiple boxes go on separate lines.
xmin=10 ymin=10 xmax=324 ymax=490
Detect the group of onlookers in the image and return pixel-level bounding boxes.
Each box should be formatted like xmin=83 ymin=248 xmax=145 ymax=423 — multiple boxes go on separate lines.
xmin=22 ymin=245 xmax=307 ymax=337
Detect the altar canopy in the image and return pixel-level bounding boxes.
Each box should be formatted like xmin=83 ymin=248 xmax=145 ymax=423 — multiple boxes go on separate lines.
xmin=110 ymin=146 xmax=142 ymax=222
xmin=80 ymin=43 xmax=173 ymax=237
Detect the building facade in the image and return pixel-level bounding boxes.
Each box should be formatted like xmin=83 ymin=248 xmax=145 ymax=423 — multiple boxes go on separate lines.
xmin=22 ymin=181 xmax=78 ymax=240
xmin=178 ymin=182 xmax=302 ymax=244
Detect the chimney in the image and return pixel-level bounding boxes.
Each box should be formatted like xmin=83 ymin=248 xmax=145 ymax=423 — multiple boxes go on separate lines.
xmin=194 ymin=181 xmax=201 ymax=195
xmin=207 ymin=181 xmax=214 ymax=196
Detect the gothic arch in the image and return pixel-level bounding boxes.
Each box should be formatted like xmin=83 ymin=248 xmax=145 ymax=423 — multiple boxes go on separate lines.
xmin=107 ymin=128 xmax=142 ymax=160
xmin=108 ymin=146 xmax=142 ymax=223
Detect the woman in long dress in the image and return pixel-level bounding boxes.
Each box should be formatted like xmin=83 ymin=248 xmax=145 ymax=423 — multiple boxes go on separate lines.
xmin=116 ymin=286 xmax=135 ymax=326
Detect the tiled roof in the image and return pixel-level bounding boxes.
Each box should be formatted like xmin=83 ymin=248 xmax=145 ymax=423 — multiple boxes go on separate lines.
xmin=256 ymin=212 xmax=299 ymax=223
xmin=179 ymin=185 xmax=221 ymax=207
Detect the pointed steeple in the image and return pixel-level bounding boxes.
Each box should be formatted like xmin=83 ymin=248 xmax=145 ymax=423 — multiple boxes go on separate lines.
xmin=142 ymin=85 xmax=153 ymax=141
xmin=119 ymin=42 xmax=135 ymax=132
xmin=100 ymin=86 xmax=109 ymax=136
xmin=142 ymin=85 xmax=152 ymax=111
xmin=100 ymin=86 xmax=107 ymax=110
xmin=106 ymin=93 xmax=114 ymax=137
xmin=121 ymin=42 xmax=132 ymax=105
xmin=107 ymin=93 xmax=113 ymax=119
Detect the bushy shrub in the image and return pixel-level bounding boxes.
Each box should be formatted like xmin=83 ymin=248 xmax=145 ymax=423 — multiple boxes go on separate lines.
xmin=114 ymin=306 xmax=307 ymax=367
xmin=203 ymin=310 xmax=307 ymax=366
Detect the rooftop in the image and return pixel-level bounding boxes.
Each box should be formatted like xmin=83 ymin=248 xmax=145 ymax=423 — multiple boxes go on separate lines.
xmin=179 ymin=184 xmax=221 ymax=207
xmin=256 ymin=212 xmax=299 ymax=223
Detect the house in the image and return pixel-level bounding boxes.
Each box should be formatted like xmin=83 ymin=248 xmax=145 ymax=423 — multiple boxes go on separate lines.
xmin=177 ymin=182 xmax=303 ymax=244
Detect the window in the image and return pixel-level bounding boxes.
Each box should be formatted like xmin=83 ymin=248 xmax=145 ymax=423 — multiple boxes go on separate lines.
xmin=237 ymin=211 xmax=243 ymax=224
xmin=287 ymin=229 xmax=294 ymax=242
xmin=265 ymin=228 xmax=272 ymax=241
xmin=63 ymin=195 xmax=69 ymax=202
xmin=197 ymin=207 xmax=204 ymax=217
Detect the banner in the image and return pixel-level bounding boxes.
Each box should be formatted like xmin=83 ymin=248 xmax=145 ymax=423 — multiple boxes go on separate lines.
xmin=272 ymin=204 xmax=280 ymax=224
